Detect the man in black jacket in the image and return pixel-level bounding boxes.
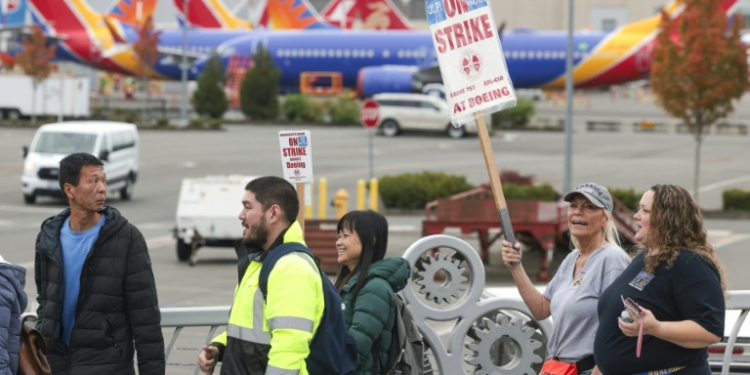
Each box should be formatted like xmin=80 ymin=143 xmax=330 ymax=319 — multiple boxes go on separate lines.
xmin=34 ymin=152 xmax=164 ymax=375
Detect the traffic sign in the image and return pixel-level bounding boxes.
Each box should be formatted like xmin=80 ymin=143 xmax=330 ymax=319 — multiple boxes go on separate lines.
xmin=361 ymin=99 xmax=380 ymax=129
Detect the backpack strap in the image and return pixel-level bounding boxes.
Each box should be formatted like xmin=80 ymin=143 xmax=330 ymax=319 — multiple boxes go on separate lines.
xmin=259 ymin=242 xmax=319 ymax=301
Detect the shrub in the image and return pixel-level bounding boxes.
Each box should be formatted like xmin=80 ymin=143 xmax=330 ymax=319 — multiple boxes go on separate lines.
xmin=499 ymin=170 xmax=534 ymax=186
xmin=240 ymin=45 xmax=280 ymax=120
xmin=608 ymin=188 xmax=643 ymax=211
xmin=123 ymin=111 xmax=139 ymax=124
xmin=491 ymin=98 xmax=536 ymax=129
xmin=189 ymin=117 xmax=204 ymax=128
xmin=193 ymin=54 xmax=229 ymax=119
xmin=329 ymin=95 xmax=360 ymax=125
xmin=501 ymin=183 xmax=559 ymax=201
xmin=208 ymin=118 xmax=222 ymax=129
xmin=91 ymin=106 xmax=105 ymax=120
xmin=723 ymin=189 xmax=750 ymax=211
xmin=155 ymin=117 xmax=170 ymax=128
xmin=282 ymin=95 xmax=323 ymax=123
xmin=380 ymin=171 xmax=474 ymax=209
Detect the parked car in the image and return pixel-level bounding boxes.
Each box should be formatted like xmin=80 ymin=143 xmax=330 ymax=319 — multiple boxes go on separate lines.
xmin=372 ymin=93 xmax=478 ymax=139
xmin=21 ymin=121 xmax=139 ymax=204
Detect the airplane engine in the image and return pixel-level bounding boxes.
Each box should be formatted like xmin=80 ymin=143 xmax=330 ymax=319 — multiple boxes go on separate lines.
xmin=356 ymin=66 xmax=419 ymax=98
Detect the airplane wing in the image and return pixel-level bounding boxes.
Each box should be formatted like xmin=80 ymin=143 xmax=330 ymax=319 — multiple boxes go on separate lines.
xmin=156 ymin=46 xmax=206 ymax=65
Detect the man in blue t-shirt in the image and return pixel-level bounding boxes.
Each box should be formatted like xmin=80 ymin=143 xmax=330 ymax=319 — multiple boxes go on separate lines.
xmin=34 ymin=153 xmax=164 ymax=375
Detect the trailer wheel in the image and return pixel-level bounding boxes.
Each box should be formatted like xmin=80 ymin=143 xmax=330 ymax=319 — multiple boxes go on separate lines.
xmin=23 ymin=193 xmax=36 ymax=204
xmin=177 ymin=240 xmax=192 ymax=261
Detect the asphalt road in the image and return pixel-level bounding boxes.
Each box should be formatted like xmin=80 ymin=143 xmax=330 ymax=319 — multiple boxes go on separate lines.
xmin=1 ymin=124 xmax=749 ymax=372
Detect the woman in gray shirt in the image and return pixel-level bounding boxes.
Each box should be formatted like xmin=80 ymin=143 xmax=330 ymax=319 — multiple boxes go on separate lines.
xmin=501 ymin=182 xmax=631 ymax=375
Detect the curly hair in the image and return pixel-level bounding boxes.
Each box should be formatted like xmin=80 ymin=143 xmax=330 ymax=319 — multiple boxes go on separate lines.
xmin=641 ymin=184 xmax=726 ymax=291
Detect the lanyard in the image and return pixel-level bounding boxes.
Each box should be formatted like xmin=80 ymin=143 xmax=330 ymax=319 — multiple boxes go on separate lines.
xmin=637 ymin=318 xmax=643 ymax=358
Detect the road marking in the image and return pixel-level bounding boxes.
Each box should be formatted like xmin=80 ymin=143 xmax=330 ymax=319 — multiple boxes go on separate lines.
xmin=716 ymin=234 xmax=750 ymax=250
xmin=699 ymin=174 xmax=750 ymax=193
xmin=0 ymin=205 xmax=61 ymax=215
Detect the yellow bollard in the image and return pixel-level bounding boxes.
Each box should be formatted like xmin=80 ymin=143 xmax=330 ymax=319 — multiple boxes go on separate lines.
xmin=305 ymin=181 xmax=314 ymax=219
xmin=333 ymin=188 xmax=349 ymax=219
xmin=357 ymin=179 xmax=366 ymax=210
xmin=369 ymin=178 xmax=379 ymax=212
xmin=319 ymin=178 xmax=327 ymax=219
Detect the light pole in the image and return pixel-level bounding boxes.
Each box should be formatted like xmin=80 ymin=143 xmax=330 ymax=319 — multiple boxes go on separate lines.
xmin=563 ymin=0 xmax=574 ymax=195
xmin=180 ymin=0 xmax=189 ymax=125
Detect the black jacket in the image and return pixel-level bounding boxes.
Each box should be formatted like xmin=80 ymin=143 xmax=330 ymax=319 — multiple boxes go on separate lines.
xmin=34 ymin=206 xmax=164 ymax=375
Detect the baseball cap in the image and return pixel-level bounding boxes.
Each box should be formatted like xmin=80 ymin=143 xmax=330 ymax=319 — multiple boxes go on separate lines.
xmin=563 ymin=183 xmax=613 ymax=212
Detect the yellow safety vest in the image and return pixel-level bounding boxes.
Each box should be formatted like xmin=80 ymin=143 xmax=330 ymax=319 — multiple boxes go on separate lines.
xmin=212 ymin=221 xmax=324 ymax=375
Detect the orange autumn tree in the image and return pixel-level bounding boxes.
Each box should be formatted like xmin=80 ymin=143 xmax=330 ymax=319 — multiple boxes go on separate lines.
xmin=132 ymin=15 xmax=161 ymax=97
xmin=650 ymin=0 xmax=749 ymax=203
xmin=16 ymin=26 xmax=57 ymax=124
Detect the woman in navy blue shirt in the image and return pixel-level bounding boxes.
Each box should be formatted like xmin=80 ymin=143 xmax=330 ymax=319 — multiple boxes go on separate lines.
xmin=594 ymin=184 xmax=726 ymax=375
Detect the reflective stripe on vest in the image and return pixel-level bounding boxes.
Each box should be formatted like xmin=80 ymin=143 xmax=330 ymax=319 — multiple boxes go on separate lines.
xmin=226 ymin=323 xmax=272 ymax=345
xmin=266 ymin=365 xmax=301 ymax=375
xmin=268 ymin=316 xmax=314 ymax=333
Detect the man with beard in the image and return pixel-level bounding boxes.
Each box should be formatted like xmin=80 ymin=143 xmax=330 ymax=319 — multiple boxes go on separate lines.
xmin=198 ymin=176 xmax=324 ymax=375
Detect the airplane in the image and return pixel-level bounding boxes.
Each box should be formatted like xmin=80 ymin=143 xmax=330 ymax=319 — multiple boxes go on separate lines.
xmin=196 ymin=0 xmax=743 ymax=97
xmin=320 ymin=0 xmax=413 ymax=30
xmin=1 ymin=0 xmax=28 ymax=31
xmin=174 ymin=0 xmax=412 ymax=31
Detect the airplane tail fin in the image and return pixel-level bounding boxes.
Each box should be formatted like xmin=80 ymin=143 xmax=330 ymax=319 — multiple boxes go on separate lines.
xmin=266 ymin=0 xmax=335 ymax=30
xmin=618 ymin=0 xmax=739 ymax=36
xmin=173 ymin=0 xmax=252 ymax=30
xmin=321 ymin=0 xmax=413 ymax=30
xmin=357 ymin=0 xmax=412 ymax=30
xmin=106 ymin=0 xmax=156 ymax=25
xmin=1 ymin=0 xmax=29 ymax=27
xmin=27 ymin=0 xmax=103 ymax=34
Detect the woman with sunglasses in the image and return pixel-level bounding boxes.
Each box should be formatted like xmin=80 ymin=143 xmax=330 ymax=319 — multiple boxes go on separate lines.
xmin=502 ymin=183 xmax=631 ymax=375
xmin=594 ymin=184 xmax=726 ymax=375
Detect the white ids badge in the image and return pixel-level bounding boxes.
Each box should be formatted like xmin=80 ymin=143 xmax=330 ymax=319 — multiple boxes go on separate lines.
xmin=341 ymin=303 xmax=346 ymax=311
xmin=629 ymin=271 xmax=654 ymax=291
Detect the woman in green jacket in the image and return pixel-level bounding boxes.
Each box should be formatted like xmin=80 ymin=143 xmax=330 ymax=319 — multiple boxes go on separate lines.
xmin=334 ymin=210 xmax=410 ymax=375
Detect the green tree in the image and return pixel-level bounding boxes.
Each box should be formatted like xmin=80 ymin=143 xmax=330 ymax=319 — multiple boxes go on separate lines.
xmin=193 ymin=55 xmax=229 ymax=119
xmin=16 ymin=26 xmax=56 ymax=124
xmin=240 ymin=45 xmax=280 ymax=120
xmin=650 ymin=0 xmax=748 ymax=202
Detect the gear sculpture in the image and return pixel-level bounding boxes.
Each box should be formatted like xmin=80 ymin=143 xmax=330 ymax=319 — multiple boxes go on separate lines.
xmin=401 ymin=235 xmax=553 ymax=375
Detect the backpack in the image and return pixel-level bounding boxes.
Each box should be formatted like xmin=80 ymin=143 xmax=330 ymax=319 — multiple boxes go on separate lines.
xmin=372 ymin=293 xmax=426 ymax=375
xmin=259 ymin=243 xmax=357 ymax=375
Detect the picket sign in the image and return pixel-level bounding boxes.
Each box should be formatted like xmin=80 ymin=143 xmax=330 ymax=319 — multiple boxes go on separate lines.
xmin=279 ymin=130 xmax=313 ymax=231
xmin=426 ymin=0 xmax=519 ymax=254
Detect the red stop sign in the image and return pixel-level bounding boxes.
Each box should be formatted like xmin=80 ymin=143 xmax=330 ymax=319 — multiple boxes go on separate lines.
xmin=361 ymin=99 xmax=380 ymax=129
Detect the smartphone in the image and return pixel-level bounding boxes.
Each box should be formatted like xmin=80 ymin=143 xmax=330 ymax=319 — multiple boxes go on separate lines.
xmin=621 ymin=295 xmax=643 ymax=319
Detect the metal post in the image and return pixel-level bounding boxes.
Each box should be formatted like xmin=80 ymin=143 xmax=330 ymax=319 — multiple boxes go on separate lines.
xmin=180 ymin=0 xmax=189 ymax=126
xmin=368 ymin=130 xmax=374 ymax=181
xmin=563 ymin=0 xmax=574 ymax=195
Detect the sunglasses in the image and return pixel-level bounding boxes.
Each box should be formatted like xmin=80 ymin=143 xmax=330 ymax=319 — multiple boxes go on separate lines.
xmin=621 ymin=295 xmax=644 ymax=358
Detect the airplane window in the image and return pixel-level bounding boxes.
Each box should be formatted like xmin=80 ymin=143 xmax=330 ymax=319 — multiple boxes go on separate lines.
xmin=313 ymin=49 xmax=319 ymax=57
xmin=277 ymin=50 xmax=285 ymax=58
xmin=367 ymin=50 xmax=374 ymax=58
xmin=544 ymin=51 xmax=550 ymax=59
xmin=519 ymin=51 xmax=526 ymax=59
xmin=336 ymin=49 xmax=343 ymax=57
xmin=353 ymin=50 xmax=360 ymax=58
xmin=344 ymin=50 xmax=351 ymax=58
xmin=397 ymin=50 xmax=404 ymax=58
xmin=404 ymin=50 xmax=411 ymax=58
xmin=320 ymin=50 xmax=327 ymax=57
xmin=291 ymin=49 xmax=298 ymax=57
xmin=383 ymin=50 xmax=390 ymax=58
xmin=328 ymin=49 xmax=335 ymax=57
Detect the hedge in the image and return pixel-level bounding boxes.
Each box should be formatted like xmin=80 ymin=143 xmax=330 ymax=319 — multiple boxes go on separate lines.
xmin=608 ymin=188 xmax=643 ymax=211
xmin=282 ymin=95 xmax=323 ymax=123
xmin=379 ymin=171 xmax=474 ymax=209
xmin=723 ymin=189 xmax=750 ymax=211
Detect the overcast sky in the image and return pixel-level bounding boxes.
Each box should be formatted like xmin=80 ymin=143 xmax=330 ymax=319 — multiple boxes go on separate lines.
xmin=87 ymin=0 xmax=249 ymax=27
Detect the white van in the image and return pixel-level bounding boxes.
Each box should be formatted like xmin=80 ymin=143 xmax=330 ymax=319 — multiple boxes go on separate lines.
xmin=21 ymin=121 xmax=139 ymax=204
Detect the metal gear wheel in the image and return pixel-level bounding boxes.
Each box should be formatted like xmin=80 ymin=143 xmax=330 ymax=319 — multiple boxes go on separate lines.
xmin=415 ymin=252 xmax=468 ymax=304
xmin=464 ymin=314 xmax=543 ymax=375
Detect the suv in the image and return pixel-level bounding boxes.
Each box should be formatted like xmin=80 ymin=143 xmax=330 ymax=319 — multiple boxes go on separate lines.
xmin=372 ymin=93 xmax=477 ymax=139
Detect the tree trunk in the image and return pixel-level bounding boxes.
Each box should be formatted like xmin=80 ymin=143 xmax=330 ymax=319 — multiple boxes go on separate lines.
xmin=31 ymin=82 xmax=37 ymax=125
xmin=694 ymin=121 xmax=703 ymax=204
